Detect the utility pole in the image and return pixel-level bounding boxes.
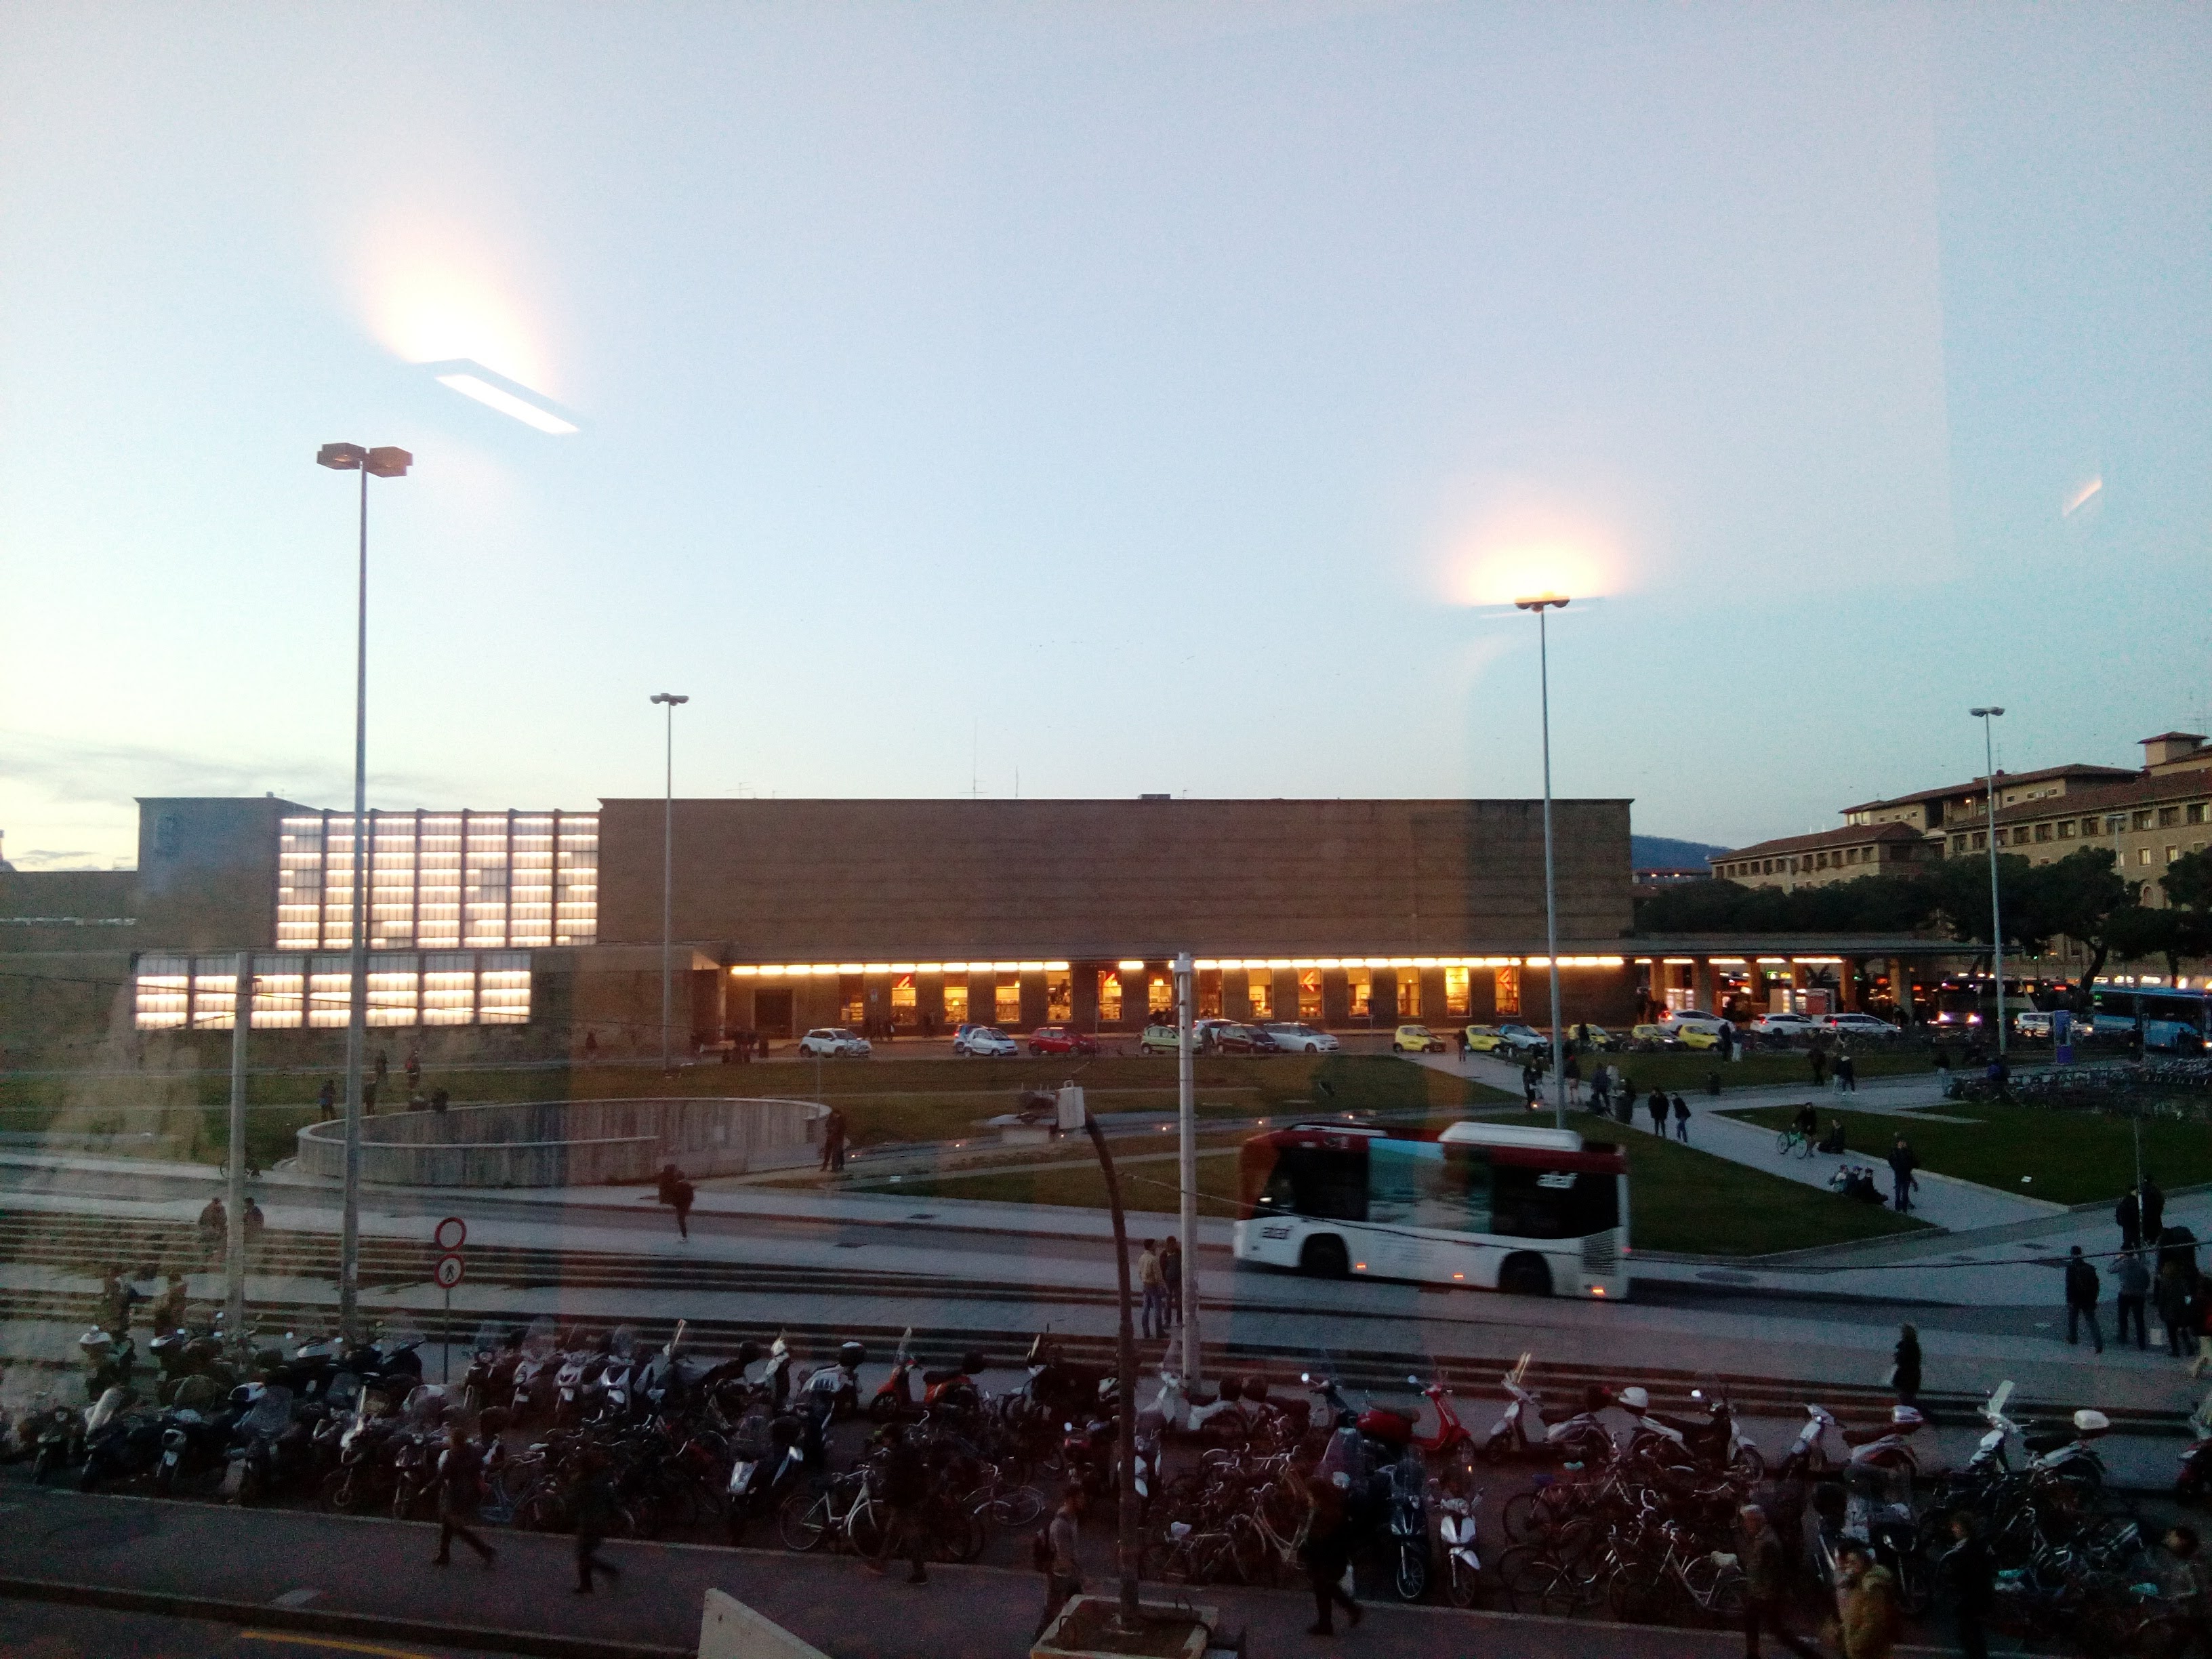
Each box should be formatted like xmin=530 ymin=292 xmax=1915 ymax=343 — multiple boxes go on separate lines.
xmin=1517 ymin=594 xmax=1572 ymax=1128
xmin=226 ymin=950 xmax=251 ymax=1335
xmin=1972 ymin=707 xmax=2007 ymax=1055
xmin=1174 ymin=951 xmax=1198 ymax=1385
xmin=651 ymin=693 xmax=689 ymax=1073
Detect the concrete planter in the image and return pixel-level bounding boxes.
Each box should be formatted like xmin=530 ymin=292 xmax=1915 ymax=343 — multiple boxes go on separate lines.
xmin=1032 ymin=1597 xmax=1224 ymax=1659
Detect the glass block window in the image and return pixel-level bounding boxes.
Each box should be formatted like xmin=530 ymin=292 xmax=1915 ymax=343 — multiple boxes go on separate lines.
xmin=276 ymin=811 xmax=594 ymax=951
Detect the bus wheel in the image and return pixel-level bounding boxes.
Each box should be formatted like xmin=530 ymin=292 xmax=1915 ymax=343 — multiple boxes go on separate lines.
xmin=1498 ymin=1254 xmax=1552 ymax=1298
xmin=1300 ymin=1235 xmax=1349 ymax=1279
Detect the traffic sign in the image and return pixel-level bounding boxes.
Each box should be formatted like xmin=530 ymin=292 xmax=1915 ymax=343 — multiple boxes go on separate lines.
xmin=434 ymin=1216 xmax=467 ymax=1251
xmin=434 ymin=1253 xmax=465 ymax=1290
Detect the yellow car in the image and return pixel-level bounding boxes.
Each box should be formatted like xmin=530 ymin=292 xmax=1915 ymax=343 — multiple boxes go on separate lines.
xmin=1462 ymin=1025 xmax=1508 ymax=1052
xmin=1393 ymin=1023 xmax=1448 ymax=1054
xmin=1677 ymin=1025 xmax=1725 ymax=1050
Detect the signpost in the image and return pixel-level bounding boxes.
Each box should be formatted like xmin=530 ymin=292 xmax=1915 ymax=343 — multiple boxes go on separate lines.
xmin=433 ymin=1217 xmax=466 ymax=1383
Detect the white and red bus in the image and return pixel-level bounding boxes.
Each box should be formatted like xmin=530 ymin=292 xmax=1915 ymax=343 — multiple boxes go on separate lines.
xmin=1231 ymin=1120 xmax=1631 ymax=1300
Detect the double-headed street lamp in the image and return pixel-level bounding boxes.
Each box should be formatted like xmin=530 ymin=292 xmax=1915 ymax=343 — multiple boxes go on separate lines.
xmin=1516 ymin=593 xmax=1571 ymax=1130
xmin=651 ymin=693 xmax=689 ymax=1073
xmin=316 ymin=441 xmax=412 ymax=1343
xmin=1971 ymin=706 xmax=2007 ymax=1054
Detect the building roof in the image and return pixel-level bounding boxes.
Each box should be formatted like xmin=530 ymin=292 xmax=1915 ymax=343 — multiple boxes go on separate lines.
xmin=2142 ymin=731 xmax=2207 ymax=745
xmin=1983 ymin=768 xmax=2212 ymax=830
xmin=1721 ymin=822 xmax=1925 ymax=861
xmin=1841 ymin=763 xmax=2136 ymax=815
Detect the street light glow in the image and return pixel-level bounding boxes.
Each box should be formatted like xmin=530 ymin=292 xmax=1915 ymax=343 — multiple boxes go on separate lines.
xmin=434 ymin=371 xmax=579 ymax=434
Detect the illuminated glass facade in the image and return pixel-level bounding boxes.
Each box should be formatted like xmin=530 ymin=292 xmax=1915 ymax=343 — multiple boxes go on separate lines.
xmin=275 ymin=810 xmax=596 ymax=951
xmin=134 ymin=951 xmax=532 ymax=1030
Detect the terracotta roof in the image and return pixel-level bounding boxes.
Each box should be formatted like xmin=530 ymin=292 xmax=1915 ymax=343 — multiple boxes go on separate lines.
xmin=1721 ymin=822 xmax=1925 ymax=861
xmin=1978 ymin=769 xmax=2212 ymax=829
xmin=2142 ymin=731 xmax=2207 ymax=745
xmin=1841 ymin=763 xmax=2135 ymax=815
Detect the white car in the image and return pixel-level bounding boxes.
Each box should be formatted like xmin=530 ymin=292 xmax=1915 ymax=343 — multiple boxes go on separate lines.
xmin=1824 ymin=1013 xmax=1899 ymax=1037
xmin=798 ymin=1027 xmax=872 ymax=1059
xmin=1495 ymin=1023 xmax=1550 ymax=1057
xmin=1749 ymin=1013 xmax=1821 ymax=1038
xmin=1262 ymin=1022 xmax=1339 ymax=1054
xmin=956 ymin=1027 xmax=1019 ymax=1058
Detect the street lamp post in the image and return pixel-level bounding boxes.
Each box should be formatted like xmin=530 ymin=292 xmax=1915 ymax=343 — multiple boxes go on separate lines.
xmin=651 ymin=693 xmax=689 ymax=1073
xmin=1516 ymin=594 xmax=1572 ymax=1130
xmin=1971 ymin=706 xmax=2007 ymax=1055
xmin=316 ymin=442 xmax=411 ymax=1344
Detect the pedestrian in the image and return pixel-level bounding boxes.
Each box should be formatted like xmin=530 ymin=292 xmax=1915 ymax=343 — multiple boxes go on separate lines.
xmin=1033 ymin=1483 xmax=1086 ymax=1640
xmin=1647 ymin=1088 xmax=1668 ymax=1136
xmin=1942 ymin=1512 xmax=1994 ymax=1659
xmin=243 ymin=1193 xmax=265 ymax=1245
xmin=317 ymin=1079 xmax=337 ymax=1120
xmin=1836 ymin=1052 xmax=1856 ymax=1093
xmin=1299 ymin=1467 xmax=1363 ymax=1637
xmin=1725 ymin=1502 xmax=1818 ymax=1658
xmin=1160 ymin=1233 xmax=1183 ymax=1329
xmin=656 ymin=1162 xmax=695 ymax=1240
xmin=1717 ymin=1021 xmax=1736 ymax=1062
xmin=1137 ymin=1240 xmax=1166 ymax=1341
xmin=375 ymin=1048 xmax=389 ymax=1086
xmin=404 ymin=1046 xmax=422 ymax=1090
xmin=819 ymin=1107 xmax=848 ymax=1173
xmin=867 ymin=1425 xmax=930 ymax=1585
xmin=2118 ymin=1187 xmax=2144 ymax=1252
xmin=571 ymin=1443 xmax=622 ymax=1594
xmin=1671 ymin=1092 xmax=1690 ymax=1142
xmin=100 ymin=1267 xmax=140 ymax=1336
xmin=2064 ymin=1245 xmax=2104 ymax=1353
xmin=2144 ymin=1175 xmax=2168 ymax=1242
xmin=197 ymin=1195 xmax=227 ymax=1261
xmin=1809 ymin=1048 xmax=1828 ymax=1087
xmin=363 ymin=1081 xmax=377 ymax=1116
xmin=1565 ymin=1052 xmax=1582 ymax=1107
xmin=1889 ymin=1323 xmax=1922 ymax=1407
xmin=2158 ymin=1258 xmax=2194 ymax=1358
xmin=2112 ymin=1250 xmax=2152 ymax=1349
xmin=1591 ymin=1070 xmax=1612 ymax=1116
xmin=429 ymin=1422 xmax=496 ymax=1568
xmin=1833 ymin=1539 xmax=1898 ymax=1659
xmin=431 ymin=1086 xmax=449 ymax=1114
xmin=150 ymin=1272 xmax=189 ymax=1335
xmin=1456 ymin=1027 xmax=1471 ymax=1062
xmin=1886 ymin=1136 xmax=1917 ymax=1213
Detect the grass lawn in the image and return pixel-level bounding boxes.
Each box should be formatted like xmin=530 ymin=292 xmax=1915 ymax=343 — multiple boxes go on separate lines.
xmin=1603 ymin=1050 xmax=1932 ymax=1095
xmin=886 ymin=1117 xmax=1925 ymax=1258
xmin=1727 ymin=1101 xmax=2212 ymax=1207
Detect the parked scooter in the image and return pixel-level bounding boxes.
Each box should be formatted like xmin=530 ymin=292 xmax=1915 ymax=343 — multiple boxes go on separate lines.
xmin=1405 ymin=1374 xmax=1481 ymax=1492
xmin=26 ymin=1395 xmax=86 ymax=1486
xmin=1145 ymin=1371 xmax=1246 ymax=1440
xmin=1616 ymin=1385 xmax=1763 ymax=1478
xmin=77 ymin=1327 xmax=136 ymax=1401
xmin=725 ymin=1399 xmax=806 ymax=1542
xmin=1477 ymin=1355 xmax=1611 ymax=1465
xmin=77 ymin=1388 xmax=159 ymax=1492
xmin=1437 ymin=1492 xmax=1484 ymax=1607
xmin=869 ymin=1329 xmax=921 ymax=1422
xmin=1971 ymin=1381 xmax=2108 ymax=1490
xmin=461 ymin=1325 xmax=525 ymax=1416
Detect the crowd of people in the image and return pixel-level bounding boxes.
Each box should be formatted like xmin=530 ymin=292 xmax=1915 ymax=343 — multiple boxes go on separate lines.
xmin=2059 ymin=1176 xmax=2210 ymax=1362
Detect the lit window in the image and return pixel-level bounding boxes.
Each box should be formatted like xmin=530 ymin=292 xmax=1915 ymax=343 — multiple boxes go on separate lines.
xmin=996 ymin=975 xmax=1023 ymax=1024
xmin=1346 ymin=967 xmax=1373 ymax=1019
xmin=1048 ymin=974 xmax=1073 ymax=1021
xmin=2136 ymin=811 xmax=2156 ymax=831
xmin=1244 ymin=970 xmax=1273 ymax=1020
xmin=942 ymin=981 xmax=969 ymax=1025
xmin=1298 ymin=968 xmax=1322 ymax=1021
xmin=1444 ymin=966 xmax=1471 ymax=1017
xmin=890 ymin=972 xmax=917 ymax=1028
xmin=1197 ymin=968 xmax=1223 ymax=1019
xmin=2141 ymin=848 xmax=2154 ymax=866
xmin=1147 ymin=972 xmax=1172 ymax=1018
xmin=1494 ymin=965 xmax=1521 ymax=1019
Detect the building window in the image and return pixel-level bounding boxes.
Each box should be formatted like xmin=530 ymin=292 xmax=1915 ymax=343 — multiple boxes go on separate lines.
xmin=142 ymin=950 xmax=529 ymax=1029
xmin=1245 ymin=972 xmax=1273 ymax=1020
xmin=1197 ymin=968 xmax=1223 ymax=1019
xmin=2058 ymin=821 xmax=2076 ymax=840
xmin=2135 ymin=811 xmax=2156 ymax=831
xmin=2140 ymin=848 xmax=2154 ymax=867
xmin=1393 ymin=970 xmax=1418 ymax=1019
xmin=995 ymin=975 xmax=1022 ymax=1024
xmin=1148 ymin=973 xmax=1172 ymax=1018
xmin=2015 ymin=827 xmax=2034 ymax=846
xmin=2162 ymin=806 xmax=2182 ymax=827
xmin=1952 ymin=836 xmax=1968 ymax=854
xmin=1298 ymin=968 xmax=1322 ymax=1020
xmin=1971 ymin=832 xmax=1987 ymax=851
xmin=1494 ymin=965 xmax=1521 ymax=1019
xmin=1097 ymin=970 xmax=1123 ymax=1025
xmin=1346 ymin=968 xmax=1372 ymax=1019
xmin=943 ymin=981 xmax=968 ymax=1025
xmin=1444 ymin=966 xmax=1471 ymax=1017
xmin=841 ymin=975 xmax=865 ymax=1026
xmin=891 ymin=972 xmax=917 ymax=1028
xmin=2168 ymin=846 xmax=2180 ymax=865
xmin=2189 ymin=803 xmax=2206 ymax=825
xmin=2034 ymin=823 xmax=2052 ymax=842
xmin=2108 ymin=815 xmax=2127 ymax=834
xmin=1814 ymin=853 xmax=1827 ymax=869
xmin=1047 ymin=973 xmax=1072 ymax=1021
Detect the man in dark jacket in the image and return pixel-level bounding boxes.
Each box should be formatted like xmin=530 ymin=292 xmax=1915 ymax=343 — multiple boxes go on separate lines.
xmin=430 ymin=1424 xmax=496 ymax=1567
xmin=2112 ymin=1250 xmax=2152 ymax=1349
xmin=1647 ymin=1088 xmax=1668 ymax=1135
xmin=869 ymin=1425 xmax=930 ymax=1585
xmin=1730 ymin=1502 xmax=1817 ymax=1657
xmin=1942 ymin=1511 xmax=1995 ymax=1659
xmin=1887 ymin=1136 xmax=1918 ymax=1213
xmin=2065 ymin=1246 xmax=2104 ymax=1353
xmin=1299 ymin=1468 xmax=1363 ymax=1637
xmin=2118 ymin=1187 xmax=2144 ymax=1252
xmin=2144 ymin=1176 xmax=2168 ymax=1242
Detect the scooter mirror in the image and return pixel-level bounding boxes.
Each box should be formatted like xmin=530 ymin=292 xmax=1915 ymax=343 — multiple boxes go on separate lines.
xmin=1300 ymin=1372 xmax=1313 ymax=1385
xmin=1408 ymin=1376 xmax=1421 ymax=1387
xmin=1690 ymin=1389 xmax=1704 ymax=1400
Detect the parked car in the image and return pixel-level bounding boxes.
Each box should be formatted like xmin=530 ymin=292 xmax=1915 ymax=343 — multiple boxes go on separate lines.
xmin=1824 ymin=1012 xmax=1900 ymax=1037
xmin=1565 ymin=1023 xmax=1619 ymax=1050
xmin=1027 ymin=1025 xmax=1099 ymax=1057
xmin=1262 ymin=1022 xmax=1339 ymax=1054
xmin=1677 ymin=1025 xmax=1727 ymax=1050
xmin=1392 ymin=1023 xmax=1448 ymax=1054
xmin=798 ymin=1027 xmax=872 ymax=1059
xmin=1749 ymin=1012 xmax=1822 ymax=1039
xmin=1139 ymin=1023 xmax=1182 ymax=1055
xmin=1192 ymin=1019 xmax=1236 ymax=1051
xmin=955 ymin=1026 xmax=1019 ymax=1057
xmin=1495 ymin=1023 xmax=1549 ymax=1057
xmin=1659 ymin=1009 xmax=1729 ymax=1038
xmin=1214 ymin=1023 xmax=1279 ymax=1054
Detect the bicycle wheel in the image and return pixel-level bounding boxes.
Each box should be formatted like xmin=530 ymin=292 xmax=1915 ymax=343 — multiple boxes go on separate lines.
xmin=1774 ymin=1130 xmax=1795 ymax=1157
xmin=937 ymin=1507 xmax=986 ymax=1563
xmin=1395 ymin=1540 xmax=1430 ymax=1603
xmin=777 ymin=1486 xmax=832 ymax=1552
xmin=1502 ymin=1489 xmax=1542 ymax=1543
xmin=846 ymin=1497 xmax=888 ymax=1560
xmin=1500 ymin=1544 xmax=1583 ymax=1618
xmin=989 ymin=1484 xmax=1045 ymax=1529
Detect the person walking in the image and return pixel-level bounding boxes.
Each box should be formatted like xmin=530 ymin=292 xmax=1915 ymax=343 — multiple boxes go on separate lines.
xmin=429 ymin=1422 xmax=496 ymax=1568
xmin=1809 ymin=1048 xmax=1828 ymax=1088
xmin=571 ymin=1443 xmax=623 ymax=1593
xmin=1834 ymin=1539 xmax=1899 ymax=1659
xmin=867 ymin=1425 xmax=930 ymax=1585
xmin=656 ymin=1162 xmax=695 ymax=1241
xmin=2112 ymin=1250 xmax=2152 ymax=1349
xmin=1591 ymin=1069 xmax=1612 ymax=1117
xmin=819 ymin=1107 xmax=848 ymax=1173
xmin=317 ymin=1079 xmax=337 ymax=1121
xmin=1033 ymin=1484 xmax=1086 ymax=1640
xmin=1889 ymin=1324 xmax=1922 ymax=1408
xmin=404 ymin=1046 xmax=422 ymax=1092
xmin=1671 ymin=1093 xmax=1690 ymax=1143
xmin=1565 ymin=1052 xmax=1582 ymax=1107
xmin=1942 ymin=1511 xmax=1995 ymax=1659
xmin=100 ymin=1268 xmax=139 ymax=1336
xmin=2158 ymin=1258 xmax=2195 ymax=1358
xmin=1299 ymin=1468 xmax=1363 ymax=1637
xmin=1725 ymin=1502 xmax=1818 ymax=1658
xmin=1160 ymin=1233 xmax=1183 ymax=1330
xmin=1836 ymin=1052 xmax=1857 ymax=1093
xmin=1137 ymin=1240 xmax=1166 ymax=1341
xmin=2144 ymin=1175 xmax=2168 ymax=1243
xmin=1886 ymin=1136 xmax=1917 ymax=1214
xmin=2118 ymin=1187 xmax=2144 ymax=1253
xmin=2065 ymin=1245 xmax=2105 ymax=1353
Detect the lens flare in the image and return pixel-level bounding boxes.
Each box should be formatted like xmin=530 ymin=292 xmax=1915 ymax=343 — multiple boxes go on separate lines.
xmin=348 ymin=209 xmax=558 ymax=398
xmin=1435 ymin=496 xmax=1627 ymax=608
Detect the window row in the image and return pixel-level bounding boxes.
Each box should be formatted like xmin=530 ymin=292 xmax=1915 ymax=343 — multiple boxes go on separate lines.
xmin=134 ymin=951 xmax=533 ymax=1029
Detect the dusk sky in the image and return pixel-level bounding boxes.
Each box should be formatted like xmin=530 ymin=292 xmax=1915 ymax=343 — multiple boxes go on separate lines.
xmin=3 ymin=2 xmax=2206 ymax=871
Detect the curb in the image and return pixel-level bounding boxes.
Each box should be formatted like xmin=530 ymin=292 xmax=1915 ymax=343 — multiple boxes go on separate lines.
xmin=0 ymin=1574 xmax=694 ymax=1659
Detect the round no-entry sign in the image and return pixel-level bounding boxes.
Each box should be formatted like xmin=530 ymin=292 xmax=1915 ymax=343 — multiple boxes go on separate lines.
xmin=434 ymin=1216 xmax=467 ymax=1251
xmin=434 ymin=1253 xmax=465 ymax=1290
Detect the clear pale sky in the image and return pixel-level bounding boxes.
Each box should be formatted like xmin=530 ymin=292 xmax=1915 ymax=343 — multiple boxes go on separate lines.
xmin=2 ymin=3 xmax=2205 ymax=870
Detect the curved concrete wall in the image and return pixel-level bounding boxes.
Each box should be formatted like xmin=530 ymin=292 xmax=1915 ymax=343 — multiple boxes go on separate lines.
xmin=296 ymin=1096 xmax=825 ymax=1189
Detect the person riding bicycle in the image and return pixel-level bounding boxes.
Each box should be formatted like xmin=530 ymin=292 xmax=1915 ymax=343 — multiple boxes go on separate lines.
xmin=1793 ymin=1102 xmax=1818 ymax=1142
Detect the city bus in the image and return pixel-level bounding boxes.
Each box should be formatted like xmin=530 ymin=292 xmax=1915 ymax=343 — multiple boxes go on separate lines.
xmin=1231 ymin=1119 xmax=1630 ymax=1300
xmin=2091 ymin=986 xmax=2211 ymax=1052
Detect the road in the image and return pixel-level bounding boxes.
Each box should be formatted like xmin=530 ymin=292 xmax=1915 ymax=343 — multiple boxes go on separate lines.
xmin=0 ymin=1599 xmax=531 ymax=1659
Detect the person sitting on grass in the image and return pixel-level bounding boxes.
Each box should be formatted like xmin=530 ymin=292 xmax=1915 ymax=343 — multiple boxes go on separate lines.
xmin=1818 ymin=1118 xmax=1847 ymax=1156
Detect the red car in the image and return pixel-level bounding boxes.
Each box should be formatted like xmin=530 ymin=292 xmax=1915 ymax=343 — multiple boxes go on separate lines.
xmin=1027 ymin=1025 xmax=1100 ymax=1057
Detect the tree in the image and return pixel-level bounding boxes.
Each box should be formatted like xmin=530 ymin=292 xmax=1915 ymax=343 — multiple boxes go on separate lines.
xmin=2028 ymin=848 xmax=2139 ymax=1006
xmin=2105 ymin=903 xmax=2188 ymax=983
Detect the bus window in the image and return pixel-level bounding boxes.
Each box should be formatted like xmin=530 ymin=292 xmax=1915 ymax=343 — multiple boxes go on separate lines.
xmin=1245 ymin=1142 xmax=1368 ymax=1222
xmin=1491 ymin=1165 xmax=1619 ymax=1240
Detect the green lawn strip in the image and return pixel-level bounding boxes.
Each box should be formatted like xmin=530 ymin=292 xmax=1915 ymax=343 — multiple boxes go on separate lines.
xmin=890 ymin=1148 xmax=1248 ymax=1214
xmin=1725 ymin=1101 xmax=2212 ymax=1207
xmin=1601 ymin=1050 xmax=1931 ymax=1095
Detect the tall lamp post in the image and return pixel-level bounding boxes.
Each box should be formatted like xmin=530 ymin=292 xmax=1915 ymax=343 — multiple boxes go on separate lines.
xmin=651 ymin=693 xmax=689 ymax=1073
xmin=1516 ymin=594 xmax=1572 ymax=1130
xmin=316 ymin=441 xmax=411 ymax=1343
xmin=1971 ymin=706 xmax=2007 ymax=1055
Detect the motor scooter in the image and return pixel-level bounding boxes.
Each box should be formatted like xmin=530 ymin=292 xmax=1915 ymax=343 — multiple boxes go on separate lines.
xmin=461 ymin=1326 xmax=524 ymax=1415
xmin=725 ymin=1402 xmax=806 ymax=1542
xmin=1145 ymin=1370 xmax=1245 ymax=1440
xmin=26 ymin=1395 xmax=86 ymax=1485
xmin=921 ymin=1349 xmax=985 ymax=1424
xmin=1477 ymin=1354 xmax=1610 ymax=1465
xmin=1437 ymin=1492 xmax=1483 ymax=1607
xmin=1972 ymin=1380 xmax=2109 ymax=1490
xmin=77 ymin=1327 xmax=136 ymax=1401
xmin=798 ymin=1340 xmax=867 ymax=1422
xmin=221 ymin=1383 xmax=298 ymax=1506
xmin=1405 ymin=1374 xmax=1480 ymax=1491
xmin=1617 ymin=1384 xmax=1764 ymax=1477
xmin=1382 ymin=1451 xmax=1431 ymax=1603
xmin=869 ymin=1328 xmax=920 ymax=1422
xmin=77 ymin=1388 xmax=157 ymax=1492
xmin=636 ymin=1320 xmax=697 ymax=1417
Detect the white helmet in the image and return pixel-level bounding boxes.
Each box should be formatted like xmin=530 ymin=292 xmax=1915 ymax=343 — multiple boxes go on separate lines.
xmin=1619 ymin=1386 xmax=1650 ymax=1411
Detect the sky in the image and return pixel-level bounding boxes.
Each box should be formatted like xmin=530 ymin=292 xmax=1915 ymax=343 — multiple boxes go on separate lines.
xmin=1 ymin=2 xmax=2207 ymax=871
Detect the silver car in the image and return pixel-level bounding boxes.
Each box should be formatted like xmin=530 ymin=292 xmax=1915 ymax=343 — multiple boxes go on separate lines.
xmin=1262 ymin=1022 xmax=1339 ymax=1054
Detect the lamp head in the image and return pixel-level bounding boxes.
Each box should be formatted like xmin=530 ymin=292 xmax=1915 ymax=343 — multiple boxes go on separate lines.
xmin=316 ymin=443 xmax=368 ymax=470
xmin=1513 ymin=593 xmax=1571 ymax=612
xmin=651 ymin=693 xmax=691 ymax=708
xmin=364 ymin=446 xmax=413 ymax=478
xmin=1970 ymin=706 xmax=2005 ymax=719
